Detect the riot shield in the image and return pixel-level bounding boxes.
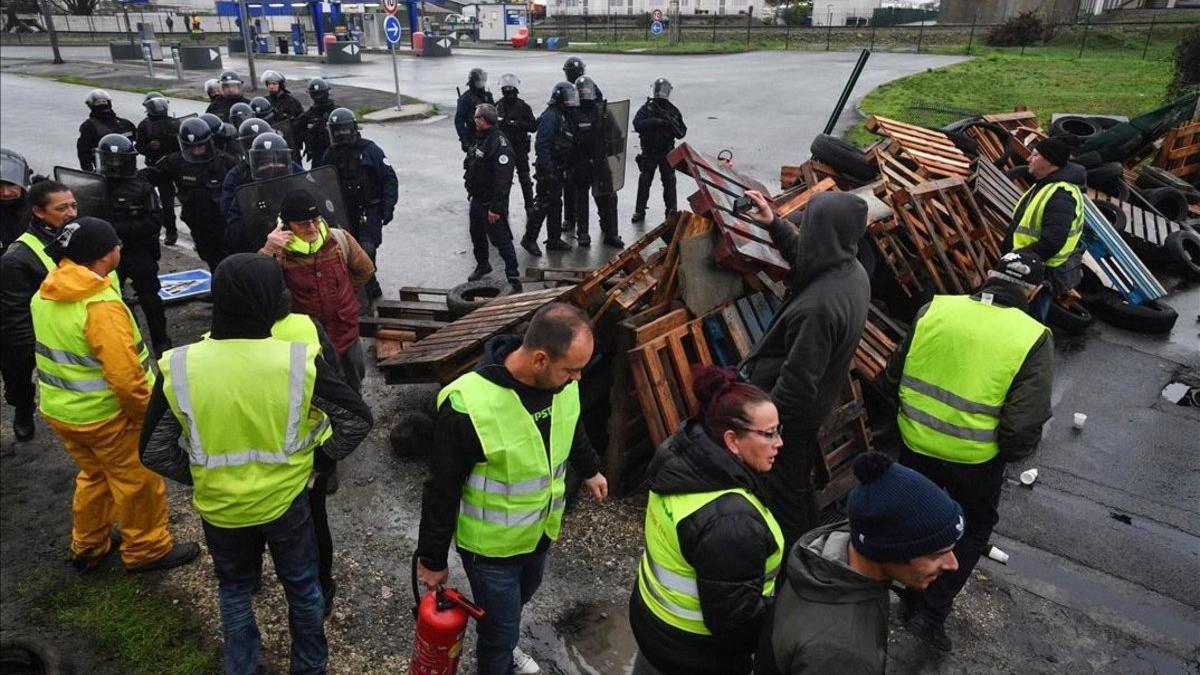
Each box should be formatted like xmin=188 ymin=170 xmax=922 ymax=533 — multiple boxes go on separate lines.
xmin=53 ymin=166 xmax=109 ymax=219
xmin=602 ymin=99 xmax=630 ymax=195
xmin=235 ymin=166 xmax=348 ymax=248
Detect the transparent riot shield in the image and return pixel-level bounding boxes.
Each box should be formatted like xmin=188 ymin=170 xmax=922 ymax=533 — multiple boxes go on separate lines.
xmin=234 ymin=166 xmax=348 ymax=248
xmin=594 ymin=99 xmax=629 ymax=196
xmin=53 ymin=166 xmax=109 ymax=219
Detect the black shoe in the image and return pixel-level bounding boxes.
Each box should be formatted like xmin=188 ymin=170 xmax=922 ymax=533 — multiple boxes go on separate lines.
xmin=603 ymin=235 xmax=625 ymax=248
xmin=507 ymin=276 xmax=523 ymax=292
xmin=13 ymin=407 xmax=34 ymax=442
xmin=631 ymin=211 xmax=645 ymax=223
xmin=323 ymin=579 xmax=338 ymax=619
xmin=520 ymin=236 xmax=542 ymax=256
xmin=577 ymin=234 xmax=591 ymax=247
xmin=163 ymin=230 xmax=178 ymax=246
xmin=126 ymin=541 xmax=201 ymax=573
xmin=70 ymin=530 xmax=121 ymax=574
xmin=562 ymin=221 xmax=576 ymax=236
xmin=467 ymin=264 xmax=493 ymax=282
xmin=324 ymin=465 xmax=339 ymax=495
xmin=544 ymin=238 xmax=571 ymax=251
xmin=907 ymin=613 xmax=952 ymax=652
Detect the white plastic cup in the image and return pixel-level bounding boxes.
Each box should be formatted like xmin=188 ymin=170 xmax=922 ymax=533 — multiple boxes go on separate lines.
xmin=1073 ymin=413 xmax=1087 ymax=430
xmin=987 ymin=545 xmax=1009 ymax=564
xmin=1019 ymin=468 xmax=1038 ymax=486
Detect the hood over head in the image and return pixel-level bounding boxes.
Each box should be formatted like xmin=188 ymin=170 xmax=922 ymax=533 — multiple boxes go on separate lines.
xmin=785 ymin=521 xmax=891 ymax=605
xmin=785 ymin=192 xmax=868 ymax=287
xmin=210 ymin=253 xmax=291 ymax=339
xmin=645 ymin=418 xmax=761 ymax=496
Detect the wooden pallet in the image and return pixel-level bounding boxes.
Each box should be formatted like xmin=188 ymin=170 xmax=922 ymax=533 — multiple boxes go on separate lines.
xmin=815 ymin=376 xmax=874 ymax=509
xmin=629 ymin=317 xmax=714 ymax=446
xmin=1089 ymin=189 xmax=1183 ymax=248
xmin=972 ymin=159 xmax=1025 ymax=227
xmin=571 ymin=218 xmax=674 ymax=310
xmin=865 ymin=115 xmax=973 ymax=180
xmin=779 ymin=158 xmax=843 ymax=191
xmin=854 ymin=305 xmax=908 ymax=387
xmin=1154 ymin=120 xmax=1200 ymax=181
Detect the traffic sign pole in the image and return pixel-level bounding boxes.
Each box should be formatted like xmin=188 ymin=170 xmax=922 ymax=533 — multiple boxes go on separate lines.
xmin=391 ymin=43 xmax=402 ymax=110
xmin=384 ymin=14 xmax=403 ymax=111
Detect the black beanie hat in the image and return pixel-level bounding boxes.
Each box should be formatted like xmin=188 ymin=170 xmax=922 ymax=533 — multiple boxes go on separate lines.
xmin=50 ymin=216 xmax=121 ymax=264
xmin=1034 ymin=137 xmax=1071 ymax=167
xmin=280 ymin=189 xmax=319 ymax=223
xmin=847 ymin=453 xmax=964 ymax=562
xmin=988 ymin=250 xmax=1045 ymax=290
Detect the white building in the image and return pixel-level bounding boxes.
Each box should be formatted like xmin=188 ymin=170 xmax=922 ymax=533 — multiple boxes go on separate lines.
xmin=809 ymin=0 xmax=933 ymax=25
xmin=545 ymin=0 xmax=764 ymax=17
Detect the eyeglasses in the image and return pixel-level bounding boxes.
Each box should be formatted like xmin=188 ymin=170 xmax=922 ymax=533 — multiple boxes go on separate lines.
xmin=735 ymin=424 xmax=783 ymax=441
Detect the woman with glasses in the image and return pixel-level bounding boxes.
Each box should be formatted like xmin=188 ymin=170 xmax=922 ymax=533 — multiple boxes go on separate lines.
xmin=629 ymin=365 xmax=785 ymax=675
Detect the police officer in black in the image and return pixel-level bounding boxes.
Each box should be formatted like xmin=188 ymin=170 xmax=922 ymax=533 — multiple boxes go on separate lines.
xmin=205 ymin=70 xmax=251 ymax=122
xmin=523 ymin=82 xmax=579 ymax=255
xmin=204 ymin=78 xmax=221 ymax=103
xmin=315 ymin=108 xmax=398 ymax=300
xmin=455 ymin=68 xmax=494 ymax=154
xmin=221 ymin=131 xmax=304 ymax=255
xmin=561 ymin=56 xmax=602 ymax=234
xmin=149 ymin=118 xmax=239 ymax=271
xmin=229 ymin=102 xmax=255 ymax=129
xmin=570 ymin=77 xmax=623 ymax=249
xmin=464 ymin=103 xmax=519 ymax=285
xmin=632 ymin=78 xmax=686 ymax=223
xmin=94 ymin=134 xmax=171 ymax=354
xmin=263 ymin=70 xmax=305 ymax=162
xmin=77 ymin=89 xmax=136 ymax=172
xmin=297 ymin=78 xmax=338 ymax=166
xmin=496 ymin=73 xmax=538 ymax=227
xmin=136 ymin=93 xmax=182 ymax=245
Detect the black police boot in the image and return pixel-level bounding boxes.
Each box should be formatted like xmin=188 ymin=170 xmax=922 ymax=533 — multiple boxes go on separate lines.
xmin=508 ymin=276 xmax=523 ymax=292
xmin=544 ymin=238 xmax=571 ymax=252
xmin=163 ymin=228 xmax=178 ymax=246
xmin=576 ymin=229 xmax=591 ymax=247
xmin=13 ymin=407 xmax=34 ymax=442
xmin=631 ymin=211 xmax=645 ymax=223
xmin=468 ymin=264 xmax=493 ymax=282
xmin=562 ymin=221 xmax=576 ymax=237
xmin=520 ymin=236 xmax=542 ymax=256
xmin=603 ymin=234 xmax=625 ymax=248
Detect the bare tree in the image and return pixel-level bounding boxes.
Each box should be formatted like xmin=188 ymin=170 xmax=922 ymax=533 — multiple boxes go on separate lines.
xmin=48 ymin=0 xmax=98 ymax=15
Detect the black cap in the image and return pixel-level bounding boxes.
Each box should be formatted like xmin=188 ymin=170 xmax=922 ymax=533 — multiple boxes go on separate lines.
xmin=847 ymin=453 xmax=965 ymax=562
xmin=1034 ymin=137 xmax=1071 ymax=168
xmin=280 ymin=189 xmax=319 ymax=223
xmin=988 ymin=250 xmax=1045 ymax=289
xmin=51 ymin=217 xmax=121 ymax=264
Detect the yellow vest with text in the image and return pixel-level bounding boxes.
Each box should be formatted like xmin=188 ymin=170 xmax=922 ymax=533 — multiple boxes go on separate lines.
xmin=637 ymin=488 xmax=784 ymax=635
xmin=437 ymin=371 xmax=578 ymax=558
xmin=1012 ymin=181 xmax=1084 ymax=267
xmin=897 ymin=295 xmax=1047 ymax=465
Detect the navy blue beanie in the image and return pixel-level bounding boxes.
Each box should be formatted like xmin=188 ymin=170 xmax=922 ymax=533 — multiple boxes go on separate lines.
xmin=847 ymin=453 xmax=964 ymax=562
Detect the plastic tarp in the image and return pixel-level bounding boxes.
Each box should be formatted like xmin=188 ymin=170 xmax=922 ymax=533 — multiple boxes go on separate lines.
xmin=234 ymin=166 xmax=348 ymax=248
xmin=1079 ymin=92 xmax=1198 ymax=163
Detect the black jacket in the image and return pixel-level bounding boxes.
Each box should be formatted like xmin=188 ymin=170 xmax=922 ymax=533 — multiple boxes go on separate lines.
xmin=633 ymin=98 xmax=687 ymax=155
xmin=755 ymin=523 xmax=891 ymax=675
xmin=268 ymin=89 xmax=305 ymax=123
xmin=77 ymin=111 xmax=136 ymax=171
xmin=534 ymin=105 xmax=574 ymax=177
xmin=135 ymin=115 xmax=182 ymax=166
xmin=497 ymin=93 xmax=537 ymax=157
xmin=416 ymin=335 xmax=601 ymax=572
xmin=629 ymin=419 xmax=782 ymax=675
xmin=105 ymin=174 xmax=162 ymax=251
xmin=740 ymin=193 xmax=871 ymax=431
xmin=205 ymin=94 xmax=251 ymax=123
xmin=1 ymin=195 xmax=28 ymax=252
xmin=151 ymin=150 xmax=240 ymax=226
xmin=0 ymin=218 xmax=58 ymax=350
xmin=297 ymin=100 xmax=337 ymax=164
xmin=454 ymin=87 xmax=494 ymax=151
xmin=1003 ymin=162 xmax=1087 ymax=295
xmin=464 ymin=126 xmax=515 ymax=214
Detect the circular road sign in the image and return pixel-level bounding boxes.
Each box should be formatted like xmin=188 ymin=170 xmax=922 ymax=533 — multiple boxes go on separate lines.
xmin=650 ymin=20 xmax=664 ymax=35
xmin=382 ymin=0 xmax=399 ymax=14
xmin=384 ymin=14 xmax=403 ymax=43
xmin=651 ymin=8 xmax=663 ymax=21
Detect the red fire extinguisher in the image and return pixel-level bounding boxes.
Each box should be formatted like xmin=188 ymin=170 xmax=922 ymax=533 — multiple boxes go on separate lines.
xmin=408 ymin=554 xmax=486 ymax=675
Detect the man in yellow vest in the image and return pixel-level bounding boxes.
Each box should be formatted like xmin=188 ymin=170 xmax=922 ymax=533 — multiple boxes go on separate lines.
xmin=31 ymin=216 xmax=199 ymax=573
xmin=140 ymin=253 xmax=373 ymax=673
xmin=416 ymin=302 xmax=609 ymax=675
xmin=2 ymin=180 xmax=77 ymax=441
xmin=1004 ymin=136 xmax=1086 ymax=322
xmin=886 ymin=251 xmax=1054 ymax=652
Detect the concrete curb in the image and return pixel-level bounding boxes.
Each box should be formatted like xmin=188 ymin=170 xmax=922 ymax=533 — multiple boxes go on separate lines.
xmin=361 ymin=103 xmax=434 ymax=123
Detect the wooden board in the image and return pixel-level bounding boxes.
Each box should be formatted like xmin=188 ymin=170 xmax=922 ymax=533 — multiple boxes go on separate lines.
xmin=866 ymin=116 xmax=973 ymax=180
xmin=814 ymin=375 xmax=874 ymax=509
xmin=1154 ymin=120 xmax=1200 ymax=180
xmin=1089 ymin=189 xmax=1182 ymax=248
xmin=629 ymin=318 xmax=714 ymax=446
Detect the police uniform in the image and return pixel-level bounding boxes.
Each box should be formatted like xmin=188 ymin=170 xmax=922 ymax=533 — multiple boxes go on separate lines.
xmin=219 ymin=158 xmax=304 ymax=256
xmin=136 ymin=114 xmax=183 ymax=241
xmin=316 ymin=139 xmax=398 ymax=298
xmin=526 ymin=105 xmax=576 ymax=246
xmin=297 ymin=99 xmax=337 ymax=165
xmin=104 ymin=172 xmax=171 ymax=353
xmin=77 ymin=113 xmax=135 ymax=172
xmin=569 ymin=101 xmax=620 ymax=244
xmin=455 ymin=88 xmax=494 ymax=153
xmin=464 ymin=126 xmax=519 ymax=279
xmin=205 ymin=94 xmax=251 ymax=123
xmin=152 ymin=149 xmax=239 ymax=270
xmin=497 ymin=92 xmax=538 ymax=216
xmin=633 ymin=98 xmax=686 ymax=220
xmin=268 ymin=89 xmax=306 ymax=162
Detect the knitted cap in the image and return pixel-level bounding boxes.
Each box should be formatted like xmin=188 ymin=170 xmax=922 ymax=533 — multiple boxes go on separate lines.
xmin=988 ymin=250 xmax=1045 ymax=290
xmin=52 ymin=217 xmax=121 ymax=265
xmin=1034 ymin=137 xmax=1071 ymax=167
xmin=280 ymin=189 xmax=319 ymax=223
xmin=847 ymin=453 xmax=964 ymax=562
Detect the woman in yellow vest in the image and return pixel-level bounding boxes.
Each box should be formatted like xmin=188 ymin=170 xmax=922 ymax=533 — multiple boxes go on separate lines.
xmin=630 ymin=365 xmax=785 ymax=675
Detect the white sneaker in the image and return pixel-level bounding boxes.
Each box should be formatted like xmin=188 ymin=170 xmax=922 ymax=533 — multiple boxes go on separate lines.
xmin=512 ymin=646 xmax=540 ymax=675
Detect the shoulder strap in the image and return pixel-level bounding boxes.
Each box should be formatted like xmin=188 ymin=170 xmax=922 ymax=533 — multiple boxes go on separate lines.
xmin=329 ymin=227 xmax=350 ymax=262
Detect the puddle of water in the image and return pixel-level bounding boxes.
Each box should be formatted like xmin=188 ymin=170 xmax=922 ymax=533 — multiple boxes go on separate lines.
xmin=526 ymin=601 xmax=639 ymax=675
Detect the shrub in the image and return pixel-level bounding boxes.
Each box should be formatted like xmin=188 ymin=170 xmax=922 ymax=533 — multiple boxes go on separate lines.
xmin=1166 ymin=26 xmax=1200 ymax=101
xmin=986 ymin=11 xmax=1048 ymax=47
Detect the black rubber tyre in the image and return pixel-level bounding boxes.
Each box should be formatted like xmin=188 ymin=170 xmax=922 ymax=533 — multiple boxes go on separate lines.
xmin=388 ymin=411 xmax=436 ymax=459
xmin=943 ymin=130 xmax=978 ymax=157
xmin=1135 ymin=166 xmax=1191 ymax=191
xmin=1093 ymin=200 xmax=1127 ymax=232
xmin=1086 ymin=162 xmax=1124 ymax=196
xmin=1104 ymin=135 xmax=1147 ymax=163
xmin=810 ymin=134 xmax=879 ymax=182
xmin=1139 ymin=187 xmax=1189 ymax=222
xmin=1082 ymin=288 xmax=1178 ymax=334
xmin=1045 ymin=298 xmax=1094 ymax=335
xmin=445 ymin=279 xmax=511 ymax=318
xmin=1073 ymin=151 xmax=1103 ymax=169
xmin=1088 ymin=116 xmax=1122 ymax=130
xmin=1165 ymin=228 xmax=1200 ymax=280
xmin=1051 ymin=116 xmax=1101 ymax=141
xmin=0 ymin=637 xmax=71 ymax=675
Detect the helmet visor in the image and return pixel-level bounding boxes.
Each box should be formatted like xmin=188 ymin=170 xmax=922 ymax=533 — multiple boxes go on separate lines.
xmin=0 ymin=150 xmax=30 ymax=188
xmin=96 ymin=150 xmax=137 ymax=178
xmin=653 ymin=79 xmax=672 ymax=99
xmin=182 ymin=140 xmax=214 ymax=164
xmin=328 ymin=123 xmax=357 ymax=146
xmin=249 ymin=148 xmax=292 ymax=180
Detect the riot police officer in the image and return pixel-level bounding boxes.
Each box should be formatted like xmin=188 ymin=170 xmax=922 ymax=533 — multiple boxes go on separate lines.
xmin=570 ymin=77 xmax=623 ymax=249
xmin=204 ymin=78 xmax=221 ymax=103
xmin=464 ymin=103 xmax=519 ymax=284
xmin=263 ymin=70 xmax=305 ymax=161
xmin=297 ymin=78 xmax=338 ymax=166
xmin=496 ymin=73 xmax=538 ymax=226
xmin=94 ymin=133 xmax=171 ymax=354
xmin=136 ymin=93 xmax=182 ymax=245
xmin=205 ymin=70 xmax=250 ymax=122
xmin=315 ymin=108 xmax=398 ymax=300
xmin=236 ymin=118 xmax=273 ymax=162
xmin=221 ymin=132 xmax=303 ymax=255
xmin=455 ymin=68 xmax=494 ymax=154
xmin=562 ymin=56 xmax=604 ymax=99
xmin=199 ymin=113 xmax=233 ymax=155
xmin=523 ymin=82 xmax=579 ymax=255
xmin=559 ymin=58 xmax=602 ymax=237
xmin=632 ymin=78 xmax=686 ymax=223
xmin=77 ymin=89 xmax=135 ymax=172
xmin=150 ymin=118 xmax=239 ymax=271
xmin=229 ymin=101 xmax=255 ymax=129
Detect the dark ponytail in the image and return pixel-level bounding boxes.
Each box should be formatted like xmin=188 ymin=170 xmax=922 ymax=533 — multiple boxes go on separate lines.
xmin=692 ymin=365 xmax=772 ymax=445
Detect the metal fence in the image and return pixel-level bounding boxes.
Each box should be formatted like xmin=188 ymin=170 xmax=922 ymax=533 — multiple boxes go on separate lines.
xmin=3 ymin=11 xmax=313 ymax=41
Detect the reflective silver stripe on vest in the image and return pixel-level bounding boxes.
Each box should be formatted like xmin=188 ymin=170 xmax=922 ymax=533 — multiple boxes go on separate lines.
xmin=170 ymin=346 xmax=208 ymax=466
xmin=900 ymin=402 xmax=997 ymax=442
xmin=465 ymin=461 xmax=568 ymax=497
xmin=901 ymin=374 xmax=1002 ymax=416
xmin=642 ymin=554 xmax=705 ymax=621
xmin=36 ymin=369 xmax=109 ymax=392
xmin=1013 ymin=226 xmax=1036 ymax=237
xmin=764 ymin=562 xmax=781 ymax=582
xmin=35 ymin=342 xmax=102 ymax=368
xmin=648 ymin=555 xmax=699 ymax=596
xmin=458 ymin=502 xmax=546 ymax=528
xmin=282 ymin=342 xmax=307 ymax=453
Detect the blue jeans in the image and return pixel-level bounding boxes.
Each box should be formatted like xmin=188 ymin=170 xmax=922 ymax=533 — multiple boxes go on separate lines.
xmin=1029 ymin=291 xmax=1051 ymax=323
xmin=459 ymin=550 xmax=547 ymax=675
xmin=202 ymin=492 xmax=328 ymax=675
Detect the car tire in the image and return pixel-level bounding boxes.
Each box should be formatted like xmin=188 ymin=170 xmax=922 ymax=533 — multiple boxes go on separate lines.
xmin=1087 ymin=116 xmax=1122 ymax=131
xmin=1086 ymin=162 xmax=1124 ymax=196
xmin=1093 ymin=200 xmax=1127 ymax=232
xmin=0 ymin=637 xmax=71 ymax=675
xmin=1164 ymin=228 xmax=1200 ymax=280
xmin=388 ymin=411 xmax=436 ymax=459
xmin=446 ymin=279 xmax=511 ymax=318
xmin=1139 ymin=187 xmax=1189 ymax=222
xmin=1136 ymin=167 xmax=1200 ymax=203
xmin=1082 ymin=288 xmax=1178 ymax=334
xmin=1045 ymin=298 xmax=1094 ymax=335
xmin=810 ymin=134 xmax=879 ymax=182
xmin=1073 ymin=150 xmax=1103 ymax=169
xmin=1051 ymin=116 xmax=1102 ymax=141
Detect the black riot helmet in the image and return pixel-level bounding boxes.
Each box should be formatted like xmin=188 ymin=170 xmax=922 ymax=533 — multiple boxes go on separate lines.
xmin=219 ymin=69 xmax=243 ymax=97
xmin=307 ymin=78 xmax=331 ymax=103
xmin=199 ymin=112 xmax=224 ymax=137
xmin=237 ymin=118 xmax=272 ymax=152
xmin=95 ymin=133 xmax=138 ymax=178
xmin=249 ymin=96 xmax=273 ymax=120
xmin=143 ymin=91 xmax=170 ymax=118
xmin=248 ymin=133 xmax=291 ymax=180
xmin=204 ymin=78 xmax=221 ymax=100
xmin=652 ymin=77 xmax=673 ymax=100
xmin=229 ymin=102 xmax=254 ymax=128
xmin=85 ymin=89 xmax=113 ymax=113
xmin=563 ymin=57 xmax=585 ymax=83
xmin=218 ymin=123 xmax=238 ymax=151
xmin=178 ymin=117 xmax=215 ymax=164
xmin=468 ymin=67 xmax=488 ymax=90
xmin=549 ymin=81 xmax=580 ymax=108
xmin=575 ymin=76 xmax=597 ymax=103
xmin=327 ymin=107 xmax=360 ymax=146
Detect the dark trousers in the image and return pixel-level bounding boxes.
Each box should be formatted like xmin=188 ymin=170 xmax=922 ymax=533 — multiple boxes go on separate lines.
xmin=762 ymin=426 xmax=821 ymax=552
xmin=514 ymin=151 xmax=535 ymax=214
xmin=469 ymin=200 xmax=519 ymax=278
xmin=202 ymin=492 xmax=327 ymax=675
xmin=117 ymin=249 xmax=169 ymax=351
xmin=310 ymin=458 xmax=336 ymax=597
xmin=348 ymin=205 xmax=385 ymax=299
xmin=571 ymin=181 xmax=619 ymax=238
xmin=183 ymin=213 xmax=225 ymax=272
xmin=635 ymin=153 xmax=677 ymax=216
xmin=460 ymin=549 xmax=547 ymax=675
xmin=526 ymin=175 xmax=565 ymax=242
xmin=562 ymin=175 xmax=576 ymax=230
xmin=0 ymin=345 xmax=36 ymax=414
xmin=158 ymin=180 xmax=177 ymax=236
xmin=899 ymin=448 xmax=1006 ymax=624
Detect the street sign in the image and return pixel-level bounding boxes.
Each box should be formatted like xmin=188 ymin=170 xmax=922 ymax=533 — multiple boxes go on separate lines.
xmin=384 ymin=14 xmax=402 ymax=44
xmin=650 ymin=20 xmax=664 ymax=35
xmin=346 ymin=43 xmax=360 ymax=55
xmin=651 ymin=7 xmax=663 ymax=21
xmin=208 ymin=48 xmax=219 ymax=61
xmin=437 ymin=38 xmax=451 ymax=48
xmin=158 ymin=269 xmax=212 ymax=302
xmin=382 ymin=0 xmax=398 ymax=14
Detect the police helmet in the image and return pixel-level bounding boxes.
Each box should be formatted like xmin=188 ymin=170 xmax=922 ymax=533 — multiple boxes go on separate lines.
xmin=219 ymin=69 xmax=243 ymax=86
xmin=499 ymin=73 xmax=520 ymax=96
xmin=249 ymin=96 xmax=273 ymax=120
xmin=652 ymin=77 xmax=673 ymax=100
xmin=575 ymin=76 xmax=597 ymax=103
xmin=562 ymin=57 xmax=585 ymax=82
xmin=0 ymin=148 xmax=32 ymax=190
xmin=549 ymin=81 xmax=580 ymax=108
xmin=262 ymin=70 xmax=286 ymax=86
xmin=218 ymin=122 xmax=238 ymax=149
xmin=204 ymin=78 xmax=221 ymax=99
xmin=143 ymin=93 xmax=170 ymax=118
xmin=327 ymin=107 xmax=360 ymax=146
xmin=199 ymin=113 xmax=224 ymax=137
xmin=229 ymin=102 xmax=255 ymax=128
xmin=468 ymin=68 xmax=488 ymax=89
xmin=178 ymin=117 xmax=215 ymax=164
xmin=307 ymin=78 xmax=331 ymax=102
xmin=238 ymin=118 xmax=272 ymax=152
xmin=248 ymin=132 xmax=291 ymax=181
xmin=85 ymin=89 xmax=113 ymax=111
xmin=94 ymin=133 xmax=137 ymax=178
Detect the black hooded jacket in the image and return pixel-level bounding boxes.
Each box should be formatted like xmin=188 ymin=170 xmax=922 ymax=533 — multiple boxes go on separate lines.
xmin=739 ymin=193 xmax=871 ymax=432
xmin=77 ymin=110 xmax=136 ymax=171
xmin=1003 ymin=162 xmax=1087 ymax=295
xmin=497 ymin=92 xmax=537 ymax=157
xmin=629 ymin=418 xmax=781 ymax=675
xmin=0 ymin=217 xmax=59 ymax=350
xmin=0 ymin=193 xmax=28 ymax=251
xmin=139 ymin=253 xmax=374 ymax=485
xmin=416 ymin=334 xmax=600 ymax=571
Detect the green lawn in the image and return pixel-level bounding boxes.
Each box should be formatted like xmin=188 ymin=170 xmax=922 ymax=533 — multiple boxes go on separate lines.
xmin=847 ymin=52 xmax=1175 ymax=146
